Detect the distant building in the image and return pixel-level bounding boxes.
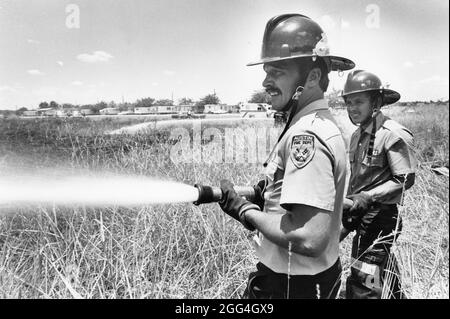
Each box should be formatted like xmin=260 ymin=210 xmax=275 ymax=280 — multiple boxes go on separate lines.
xmin=23 ymin=110 xmax=41 ymax=116
xmin=134 ymin=107 xmax=153 ymax=114
xmin=204 ymin=104 xmax=220 ymax=113
xmin=43 ymin=109 xmax=58 ymax=117
xmin=118 ymin=110 xmax=134 ymax=115
xmin=204 ymin=104 xmax=233 ymax=114
xmin=99 ymin=107 xmax=120 ymax=115
xmin=134 ymin=106 xmax=176 ymax=114
xmin=220 ymin=104 xmax=236 ymax=112
xmin=239 ymin=102 xmax=270 ymax=112
xmin=56 ymin=110 xmax=67 ymax=117
xmin=22 ymin=108 xmax=69 ymax=117
xmin=174 ymin=105 xmax=193 ymax=113
xmin=154 ymin=105 xmax=174 ymax=114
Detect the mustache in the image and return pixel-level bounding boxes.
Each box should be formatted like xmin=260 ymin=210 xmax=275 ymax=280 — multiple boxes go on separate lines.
xmin=265 ymin=86 xmax=281 ymax=94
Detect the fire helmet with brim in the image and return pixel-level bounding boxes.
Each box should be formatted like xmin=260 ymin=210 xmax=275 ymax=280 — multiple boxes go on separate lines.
xmin=342 ymin=70 xmax=401 ymax=106
xmin=247 ymin=14 xmax=355 ymax=72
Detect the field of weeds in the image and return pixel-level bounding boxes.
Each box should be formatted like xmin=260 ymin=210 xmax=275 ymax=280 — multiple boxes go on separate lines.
xmin=0 ymin=104 xmax=448 ymax=299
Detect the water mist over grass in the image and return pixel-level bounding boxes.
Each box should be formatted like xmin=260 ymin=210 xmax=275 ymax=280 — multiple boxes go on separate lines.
xmin=0 ymin=173 xmax=199 ymax=207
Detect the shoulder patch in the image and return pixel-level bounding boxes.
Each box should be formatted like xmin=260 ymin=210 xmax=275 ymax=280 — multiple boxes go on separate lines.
xmin=290 ymin=135 xmax=315 ymax=168
xmin=382 ymin=119 xmax=414 ymax=147
xmin=383 ymin=119 xmax=413 ymax=136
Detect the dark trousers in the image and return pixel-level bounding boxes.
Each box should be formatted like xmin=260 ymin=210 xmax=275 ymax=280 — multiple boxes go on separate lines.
xmin=346 ymin=203 xmax=405 ymax=299
xmin=243 ymin=259 xmax=342 ymax=299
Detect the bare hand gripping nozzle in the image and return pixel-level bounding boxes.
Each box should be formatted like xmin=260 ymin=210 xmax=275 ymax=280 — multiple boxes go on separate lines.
xmin=193 ymin=184 xmax=255 ymax=205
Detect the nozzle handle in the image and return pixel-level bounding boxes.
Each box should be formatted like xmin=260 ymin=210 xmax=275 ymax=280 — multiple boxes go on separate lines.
xmin=234 ymin=186 xmax=256 ymax=202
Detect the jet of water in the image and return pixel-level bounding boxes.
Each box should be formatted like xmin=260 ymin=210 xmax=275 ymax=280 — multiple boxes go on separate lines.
xmin=0 ymin=174 xmax=199 ymax=207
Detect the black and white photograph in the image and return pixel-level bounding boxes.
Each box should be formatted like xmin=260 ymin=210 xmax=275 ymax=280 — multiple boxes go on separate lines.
xmin=0 ymin=0 xmax=448 ymax=304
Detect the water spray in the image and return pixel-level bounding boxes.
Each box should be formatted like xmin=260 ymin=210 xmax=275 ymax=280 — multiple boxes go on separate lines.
xmin=0 ymin=173 xmax=255 ymax=208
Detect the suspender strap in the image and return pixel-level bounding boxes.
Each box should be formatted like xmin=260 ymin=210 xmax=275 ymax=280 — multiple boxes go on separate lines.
xmin=366 ymin=116 xmax=377 ymax=164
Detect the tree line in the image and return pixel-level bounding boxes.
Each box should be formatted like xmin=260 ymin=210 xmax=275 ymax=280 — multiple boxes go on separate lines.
xmin=3 ymin=89 xmax=270 ymax=116
xmin=11 ymin=93 xmax=226 ymax=116
xmin=5 ymin=88 xmax=440 ymax=117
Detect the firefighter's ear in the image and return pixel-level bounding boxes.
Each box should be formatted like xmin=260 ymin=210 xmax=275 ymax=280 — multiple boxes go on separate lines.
xmin=306 ymin=67 xmax=321 ymax=88
xmin=371 ymin=95 xmax=382 ymax=112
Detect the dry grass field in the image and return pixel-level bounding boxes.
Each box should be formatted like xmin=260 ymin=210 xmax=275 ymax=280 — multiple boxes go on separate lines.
xmin=0 ymin=104 xmax=448 ymax=299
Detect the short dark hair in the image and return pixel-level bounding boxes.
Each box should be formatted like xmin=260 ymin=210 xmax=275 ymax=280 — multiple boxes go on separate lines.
xmin=369 ymin=90 xmax=383 ymax=107
xmin=296 ymin=57 xmax=330 ymax=92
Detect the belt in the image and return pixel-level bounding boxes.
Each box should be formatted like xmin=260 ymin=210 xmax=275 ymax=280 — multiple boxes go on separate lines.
xmin=256 ymin=258 xmax=341 ymax=283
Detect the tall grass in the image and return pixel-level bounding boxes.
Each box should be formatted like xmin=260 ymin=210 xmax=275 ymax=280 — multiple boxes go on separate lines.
xmin=0 ymin=105 xmax=448 ymax=299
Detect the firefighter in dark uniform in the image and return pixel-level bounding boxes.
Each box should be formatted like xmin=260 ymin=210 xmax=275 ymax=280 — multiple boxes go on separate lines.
xmin=340 ymin=70 xmax=417 ymax=299
xmin=217 ymin=14 xmax=355 ymax=298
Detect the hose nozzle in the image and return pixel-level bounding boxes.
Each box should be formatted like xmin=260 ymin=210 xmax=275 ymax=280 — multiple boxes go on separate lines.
xmin=193 ymin=183 xmax=255 ymax=205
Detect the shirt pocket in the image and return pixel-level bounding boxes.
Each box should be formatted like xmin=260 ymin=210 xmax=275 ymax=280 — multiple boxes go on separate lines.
xmin=362 ymin=151 xmax=385 ymax=168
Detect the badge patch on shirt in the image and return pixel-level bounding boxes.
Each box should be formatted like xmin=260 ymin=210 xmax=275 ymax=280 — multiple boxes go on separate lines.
xmin=290 ymin=135 xmax=315 ymax=168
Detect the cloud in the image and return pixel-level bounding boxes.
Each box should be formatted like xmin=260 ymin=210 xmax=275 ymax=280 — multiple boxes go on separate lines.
xmin=27 ymin=39 xmax=40 ymax=44
xmin=71 ymin=81 xmax=83 ymax=86
xmin=419 ymin=75 xmax=447 ymax=84
xmin=76 ymin=51 xmax=113 ymax=63
xmin=403 ymin=61 xmax=414 ymax=68
xmin=341 ymin=19 xmax=351 ymax=29
xmin=86 ymin=82 xmax=106 ymax=88
xmin=27 ymin=69 xmax=45 ymax=76
xmin=152 ymin=82 xmax=159 ymax=86
xmin=57 ymin=61 xmax=64 ymax=67
xmin=163 ymin=70 xmax=175 ymax=76
xmin=0 ymin=85 xmax=19 ymax=93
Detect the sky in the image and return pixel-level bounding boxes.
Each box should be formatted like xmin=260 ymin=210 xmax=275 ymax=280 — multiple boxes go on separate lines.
xmin=0 ymin=0 xmax=448 ymax=110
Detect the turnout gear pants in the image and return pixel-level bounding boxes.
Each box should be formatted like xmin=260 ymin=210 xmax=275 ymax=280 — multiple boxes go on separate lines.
xmin=346 ymin=203 xmax=405 ymax=299
xmin=243 ymin=259 xmax=342 ymax=299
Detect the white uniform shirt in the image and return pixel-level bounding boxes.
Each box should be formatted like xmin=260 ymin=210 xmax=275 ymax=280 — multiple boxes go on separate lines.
xmin=254 ymin=99 xmax=347 ymax=275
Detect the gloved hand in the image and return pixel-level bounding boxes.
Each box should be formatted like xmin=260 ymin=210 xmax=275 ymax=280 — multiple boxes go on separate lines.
xmin=342 ymin=192 xmax=373 ymax=232
xmin=347 ymin=192 xmax=373 ymax=214
xmin=252 ymin=179 xmax=266 ymax=211
xmin=219 ymin=179 xmax=260 ymax=231
xmin=342 ymin=206 xmax=361 ymax=232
